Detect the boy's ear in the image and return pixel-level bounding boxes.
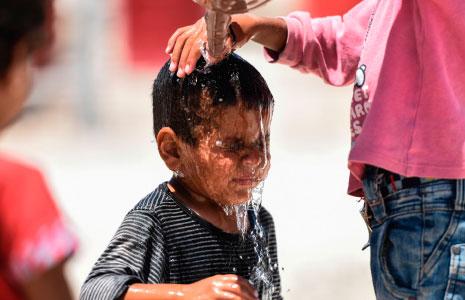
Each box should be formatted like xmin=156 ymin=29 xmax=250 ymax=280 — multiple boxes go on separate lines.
xmin=156 ymin=127 xmax=181 ymax=172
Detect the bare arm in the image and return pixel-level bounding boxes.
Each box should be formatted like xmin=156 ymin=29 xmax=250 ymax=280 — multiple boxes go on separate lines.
xmin=22 ymin=262 xmax=73 ymax=300
xmin=232 ymin=14 xmax=287 ymax=52
xmin=123 ymin=275 xmax=258 ymax=300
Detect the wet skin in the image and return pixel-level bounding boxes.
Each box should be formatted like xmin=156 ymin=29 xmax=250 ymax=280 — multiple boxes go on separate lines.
xmin=179 ymin=103 xmax=271 ymax=205
xmin=125 ymin=103 xmax=270 ymax=299
xmin=174 ymin=103 xmax=271 ymax=233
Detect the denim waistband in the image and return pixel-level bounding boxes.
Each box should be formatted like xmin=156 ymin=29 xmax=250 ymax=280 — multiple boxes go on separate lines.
xmin=362 ymin=166 xmax=465 ymax=226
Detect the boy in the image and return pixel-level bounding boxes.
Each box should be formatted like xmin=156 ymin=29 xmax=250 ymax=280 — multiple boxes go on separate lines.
xmin=80 ymin=54 xmax=282 ymax=300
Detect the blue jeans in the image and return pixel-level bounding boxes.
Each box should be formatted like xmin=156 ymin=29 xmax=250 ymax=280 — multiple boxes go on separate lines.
xmin=362 ymin=167 xmax=465 ymax=300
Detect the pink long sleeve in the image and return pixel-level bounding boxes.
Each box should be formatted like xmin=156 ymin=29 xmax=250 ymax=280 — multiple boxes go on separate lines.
xmin=266 ymin=0 xmax=465 ymax=196
xmin=265 ymin=1 xmax=377 ymax=86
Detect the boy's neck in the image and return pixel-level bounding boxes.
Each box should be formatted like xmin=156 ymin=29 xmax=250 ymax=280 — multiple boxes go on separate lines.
xmin=168 ymin=177 xmax=248 ymax=234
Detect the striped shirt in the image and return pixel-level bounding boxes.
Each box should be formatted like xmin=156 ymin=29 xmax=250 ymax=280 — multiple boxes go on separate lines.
xmin=80 ymin=182 xmax=281 ymax=300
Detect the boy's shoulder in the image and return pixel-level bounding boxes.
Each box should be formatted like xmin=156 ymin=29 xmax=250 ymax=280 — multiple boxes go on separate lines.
xmin=258 ymin=205 xmax=273 ymax=219
xmin=132 ymin=182 xmax=175 ymax=212
xmin=257 ymin=206 xmax=276 ymax=228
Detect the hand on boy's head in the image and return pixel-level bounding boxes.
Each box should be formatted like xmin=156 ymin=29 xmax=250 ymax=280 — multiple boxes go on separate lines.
xmin=166 ymin=17 xmax=238 ymax=78
xmin=185 ymin=274 xmax=259 ymax=300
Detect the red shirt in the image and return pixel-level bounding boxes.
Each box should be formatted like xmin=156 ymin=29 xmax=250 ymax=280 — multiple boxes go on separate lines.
xmin=0 ymin=155 xmax=77 ymax=299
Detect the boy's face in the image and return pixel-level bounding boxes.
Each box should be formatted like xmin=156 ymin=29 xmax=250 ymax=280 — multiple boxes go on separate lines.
xmin=178 ymin=102 xmax=271 ymax=206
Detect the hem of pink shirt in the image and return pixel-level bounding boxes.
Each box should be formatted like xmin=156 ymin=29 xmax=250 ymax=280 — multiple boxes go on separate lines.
xmin=348 ymin=150 xmax=465 ymax=196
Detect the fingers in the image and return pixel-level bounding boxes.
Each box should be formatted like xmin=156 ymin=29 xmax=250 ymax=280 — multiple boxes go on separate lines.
xmin=166 ymin=18 xmax=206 ymax=78
xmin=166 ymin=17 xmax=244 ymax=78
xmin=214 ymin=290 xmax=243 ymax=300
xmin=177 ymin=35 xmax=201 ymax=78
xmin=169 ymin=29 xmax=192 ymax=77
xmin=224 ymin=283 xmax=258 ymax=300
xmin=215 ymin=275 xmax=259 ymax=300
xmin=177 ymin=19 xmax=206 ymax=77
xmin=166 ymin=26 xmax=189 ymax=55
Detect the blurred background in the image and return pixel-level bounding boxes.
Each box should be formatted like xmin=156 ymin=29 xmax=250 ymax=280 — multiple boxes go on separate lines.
xmin=0 ymin=0 xmax=375 ymax=299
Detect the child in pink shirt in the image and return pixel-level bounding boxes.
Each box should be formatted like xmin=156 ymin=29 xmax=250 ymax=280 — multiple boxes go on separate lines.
xmin=167 ymin=0 xmax=465 ymax=298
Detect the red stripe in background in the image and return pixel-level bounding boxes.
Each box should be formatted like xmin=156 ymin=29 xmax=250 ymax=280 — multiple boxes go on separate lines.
xmin=124 ymin=0 xmax=204 ymax=69
xmin=293 ymin=0 xmax=361 ymax=18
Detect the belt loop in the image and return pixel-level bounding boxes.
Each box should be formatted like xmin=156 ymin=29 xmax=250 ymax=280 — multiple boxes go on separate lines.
xmin=362 ymin=166 xmax=388 ymax=224
xmin=455 ymin=179 xmax=465 ymax=211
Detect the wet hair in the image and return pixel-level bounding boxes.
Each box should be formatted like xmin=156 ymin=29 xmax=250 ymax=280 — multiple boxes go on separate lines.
xmin=152 ymin=54 xmax=274 ymax=146
xmin=0 ymin=0 xmax=46 ymax=78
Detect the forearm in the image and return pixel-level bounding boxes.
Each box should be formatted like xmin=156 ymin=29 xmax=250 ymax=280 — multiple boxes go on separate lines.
xmin=124 ymin=284 xmax=188 ymax=300
xmin=231 ymin=14 xmax=287 ymax=53
xmin=23 ymin=262 xmax=73 ymax=300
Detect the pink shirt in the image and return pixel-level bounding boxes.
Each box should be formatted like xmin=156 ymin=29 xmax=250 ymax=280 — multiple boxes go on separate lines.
xmin=265 ymin=0 xmax=465 ymax=196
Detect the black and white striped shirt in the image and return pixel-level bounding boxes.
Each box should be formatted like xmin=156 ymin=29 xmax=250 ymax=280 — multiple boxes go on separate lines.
xmin=80 ymin=182 xmax=281 ymax=300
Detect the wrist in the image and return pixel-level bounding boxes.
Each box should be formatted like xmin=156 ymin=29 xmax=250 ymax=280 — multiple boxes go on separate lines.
xmin=230 ymin=13 xmax=259 ymax=44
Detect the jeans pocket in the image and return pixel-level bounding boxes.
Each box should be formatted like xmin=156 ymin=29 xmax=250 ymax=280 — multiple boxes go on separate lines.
xmin=372 ymin=217 xmax=418 ymax=299
xmin=422 ymin=210 xmax=458 ymax=278
xmin=444 ymin=244 xmax=465 ymax=300
xmin=373 ymin=211 xmax=456 ymax=299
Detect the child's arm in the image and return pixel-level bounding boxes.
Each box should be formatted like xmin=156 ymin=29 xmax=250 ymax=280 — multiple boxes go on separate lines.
xmin=166 ymin=14 xmax=287 ymax=78
xmin=80 ymin=210 xmax=167 ymax=300
xmin=263 ymin=2 xmax=375 ymax=86
xmin=166 ymin=14 xmax=288 ymax=72
xmin=167 ymin=0 xmax=376 ymax=86
xmin=124 ymin=275 xmax=258 ymax=300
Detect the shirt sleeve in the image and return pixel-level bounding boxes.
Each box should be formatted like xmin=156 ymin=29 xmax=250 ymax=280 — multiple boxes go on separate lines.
xmin=80 ymin=210 xmax=166 ymax=300
xmin=264 ymin=0 xmax=377 ymax=86
xmin=0 ymin=157 xmax=77 ymax=284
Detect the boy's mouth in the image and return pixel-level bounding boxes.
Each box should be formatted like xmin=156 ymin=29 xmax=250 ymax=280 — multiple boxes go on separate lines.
xmin=232 ymin=177 xmax=261 ymax=186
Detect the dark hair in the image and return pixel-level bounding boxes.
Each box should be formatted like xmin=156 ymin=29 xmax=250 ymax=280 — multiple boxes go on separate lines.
xmin=0 ymin=0 xmax=46 ymax=78
xmin=152 ymin=54 xmax=274 ymax=145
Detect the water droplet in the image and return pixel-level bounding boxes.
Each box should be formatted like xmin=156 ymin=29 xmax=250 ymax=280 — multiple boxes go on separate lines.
xmin=247 ymin=182 xmax=275 ymax=300
xmin=232 ymin=267 xmax=237 ymax=272
xmin=191 ymin=76 xmax=198 ymax=85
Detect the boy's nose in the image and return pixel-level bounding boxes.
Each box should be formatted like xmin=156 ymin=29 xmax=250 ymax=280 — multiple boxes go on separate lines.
xmin=241 ymin=148 xmax=267 ymax=170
